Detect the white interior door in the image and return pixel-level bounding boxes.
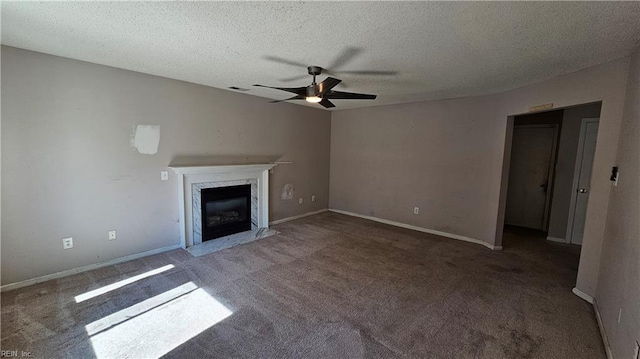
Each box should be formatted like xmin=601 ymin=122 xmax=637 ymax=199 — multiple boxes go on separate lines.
xmin=567 ymin=119 xmax=599 ymax=245
xmin=505 ymin=125 xmax=558 ymax=230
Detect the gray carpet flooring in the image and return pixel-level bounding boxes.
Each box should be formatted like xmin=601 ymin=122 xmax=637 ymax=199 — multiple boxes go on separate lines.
xmin=1 ymin=212 xmax=605 ymax=358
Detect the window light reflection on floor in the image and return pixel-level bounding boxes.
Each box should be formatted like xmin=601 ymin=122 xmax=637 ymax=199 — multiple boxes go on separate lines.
xmin=87 ymin=282 xmax=233 ymax=358
xmin=85 ymin=281 xmax=199 ymax=336
xmin=75 ymin=264 xmax=175 ymax=303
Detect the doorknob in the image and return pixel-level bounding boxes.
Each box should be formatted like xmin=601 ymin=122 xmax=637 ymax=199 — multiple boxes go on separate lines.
xmin=578 ymin=188 xmax=588 ymax=193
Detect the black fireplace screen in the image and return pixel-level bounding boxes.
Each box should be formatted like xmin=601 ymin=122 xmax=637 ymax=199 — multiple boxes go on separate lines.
xmin=201 ymin=185 xmax=251 ymax=241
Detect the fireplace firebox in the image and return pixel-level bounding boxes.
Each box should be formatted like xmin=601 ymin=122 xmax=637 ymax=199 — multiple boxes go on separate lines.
xmin=201 ymin=184 xmax=252 ymax=241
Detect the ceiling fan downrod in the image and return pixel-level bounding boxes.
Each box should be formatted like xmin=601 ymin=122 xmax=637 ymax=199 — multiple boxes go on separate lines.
xmin=307 ymin=66 xmax=323 ymax=85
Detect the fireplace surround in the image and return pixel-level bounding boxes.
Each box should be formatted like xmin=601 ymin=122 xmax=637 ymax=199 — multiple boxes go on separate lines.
xmin=170 ymin=164 xmax=277 ymax=248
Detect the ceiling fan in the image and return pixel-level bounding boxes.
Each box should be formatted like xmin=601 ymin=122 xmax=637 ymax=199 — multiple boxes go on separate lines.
xmin=254 ymin=66 xmax=378 ymax=108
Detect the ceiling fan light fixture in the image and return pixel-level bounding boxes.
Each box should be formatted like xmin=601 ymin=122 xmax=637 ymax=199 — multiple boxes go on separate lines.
xmin=305 ymin=84 xmax=322 ymax=103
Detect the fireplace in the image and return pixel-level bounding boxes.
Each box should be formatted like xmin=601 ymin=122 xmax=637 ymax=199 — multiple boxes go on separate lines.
xmin=170 ymin=163 xmax=276 ymax=248
xmin=201 ymin=184 xmax=252 ymax=241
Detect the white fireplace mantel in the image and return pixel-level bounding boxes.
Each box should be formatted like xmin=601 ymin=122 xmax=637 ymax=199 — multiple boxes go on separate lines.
xmin=170 ymin=164 xmax=277 ymax=248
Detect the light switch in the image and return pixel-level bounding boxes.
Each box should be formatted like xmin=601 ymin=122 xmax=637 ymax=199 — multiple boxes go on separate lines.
xmin=161 ymin=171 xmax=169 ymax=181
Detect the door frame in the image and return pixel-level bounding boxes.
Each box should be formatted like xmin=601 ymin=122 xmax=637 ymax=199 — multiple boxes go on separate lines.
xmin=509 ymin=124 xmax=560 ymax=231
xmin=565 ymin=118 xmax=600 ymax=244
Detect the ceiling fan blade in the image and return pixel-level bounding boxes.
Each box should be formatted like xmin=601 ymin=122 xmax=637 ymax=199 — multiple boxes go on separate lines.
xmin=328 ymin=47 xmax=363 ymax=70
xmin=319 ymin=98 xmax=336 ymax=108
xmin=337 ymin=70 xmax=398 ymax=76
xmin=318 ymin=77 xmax=342 ymax=94
xmin=262 ymin=55 xmax=308 ymax=68
xmin=326 ymin=90 xmax=377 ymax=100
xmin=269 ymin=95 xmax=304 ymax=103
xmin=253 ymin=84 xmax=307 ymax=96
xmin=320 ymin=70 xmax=349 ymax=88
xmin=278 ymin=74 xmax=308 ymax=82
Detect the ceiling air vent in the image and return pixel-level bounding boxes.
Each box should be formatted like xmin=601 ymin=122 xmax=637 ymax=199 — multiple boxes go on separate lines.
xmin=228 ymin=86 xmax=249 ymax=92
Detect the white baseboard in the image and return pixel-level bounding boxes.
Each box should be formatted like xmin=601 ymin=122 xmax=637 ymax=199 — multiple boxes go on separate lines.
xmin=546 ymin=236 xmax=567 ymax=243
xmin=593 ymin=299 xmax=613 ymax=359
xmin=572 ymin=287 xmax=594 ymax=304
xmin=328 ymin=209 xmax=501 ymax=251
xmin=0 ymin=244 xmax=182 ymax=292
xmin=269 ymin=209 xmax=328 ymax=225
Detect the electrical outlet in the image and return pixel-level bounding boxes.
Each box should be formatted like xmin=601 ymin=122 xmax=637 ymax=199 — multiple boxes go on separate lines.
xmin=108 ymin=230 xmax=117 ymax=240
xmin=413 ymin=207 xmax=419 ymax=215
xmin=311 ymin=195 xmax=316 ymax=202
xmin=298 ymin=198 xmax=303 ymax=204
xmin=161 ymin=171 xmax=169 ymax=181
xmin=62 ymin=237 xmax=73 ymax=250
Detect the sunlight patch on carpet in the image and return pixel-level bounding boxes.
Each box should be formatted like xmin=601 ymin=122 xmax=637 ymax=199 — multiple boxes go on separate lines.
xmin=75 ymin=264 xmax=176 ymax=303
xmin=87 ymin=284 xmax=232 ymax=358
xmin=85 ymin=281 xmax=198 ymax=336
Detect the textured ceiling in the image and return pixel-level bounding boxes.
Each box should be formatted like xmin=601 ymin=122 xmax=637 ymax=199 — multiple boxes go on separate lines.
xmin=2 ymin=2 xmax=640 ymax=110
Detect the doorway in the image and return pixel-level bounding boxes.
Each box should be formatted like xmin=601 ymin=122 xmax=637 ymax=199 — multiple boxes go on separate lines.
xmin=502 ymin=103 xmax=602 ymax=247
xmin=504 ymin=109 xmax=564 ymax=233
xmin=505 ymin=124 xmax=559 ymax=231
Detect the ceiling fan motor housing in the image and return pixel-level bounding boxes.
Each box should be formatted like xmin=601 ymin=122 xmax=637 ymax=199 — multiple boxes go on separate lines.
xmin=307 ymin=66 xmax=323 ymax=76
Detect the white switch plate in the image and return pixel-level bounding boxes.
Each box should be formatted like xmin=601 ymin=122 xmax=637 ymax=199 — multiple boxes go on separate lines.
xmin=311 ymin=195 xmax=316 ymax=202
xmin=414 ymin=207 xmax=419 ymax=215
xmin=299 ymin=198 xmax=303 ymax=204
xmin=161 ymin=171 xmax=169 ymax=181
xmin=108 ymin=230 xmax=117 ymax=240
xmin=63 ymin=237 xmax=73 ymax=250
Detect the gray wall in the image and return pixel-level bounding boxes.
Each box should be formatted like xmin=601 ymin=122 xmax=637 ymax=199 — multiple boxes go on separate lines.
xmin=547 ymin=103 xmax=602 ymax=240
xmin=1 ymin=46 xmax=331 ymax=285
xmin=595 ymin=47 xmax=640 ymax=359
xmin=331 ymin=56 xmax=630 ymax=298
xmin=330 ymin=95 xmax=503 ymax=242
